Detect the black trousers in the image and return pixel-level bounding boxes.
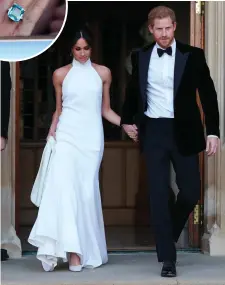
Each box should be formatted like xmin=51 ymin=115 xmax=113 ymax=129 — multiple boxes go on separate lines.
xmin=143 ymin=117 xmax=201 ymax=262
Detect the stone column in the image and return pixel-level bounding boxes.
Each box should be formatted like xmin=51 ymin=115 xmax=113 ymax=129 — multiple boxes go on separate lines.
xmin=202 ymin=1 xmax=225 ymax=255
xmin=1 ymin=62 xmax=22 ymax=258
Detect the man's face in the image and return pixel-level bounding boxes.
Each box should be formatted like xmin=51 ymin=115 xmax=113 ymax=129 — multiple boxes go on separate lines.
xmin=148 ymin=17 xmax=176 ymax=48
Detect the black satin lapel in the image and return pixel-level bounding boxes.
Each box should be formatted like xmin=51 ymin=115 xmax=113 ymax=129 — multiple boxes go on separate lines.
xmin=174 ymin=49 xmax=189 ymax=97
xmin=139 ymin=47 xmax=153 ymax=102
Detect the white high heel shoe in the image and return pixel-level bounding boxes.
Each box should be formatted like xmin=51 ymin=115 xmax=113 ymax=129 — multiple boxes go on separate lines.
xmin=41 ymin=261 xmax=54 ymax=272
xmin=68 ymin=253 xmax=82 ymax=272
xmin=69 ymin=264 xmax=82 ymax=272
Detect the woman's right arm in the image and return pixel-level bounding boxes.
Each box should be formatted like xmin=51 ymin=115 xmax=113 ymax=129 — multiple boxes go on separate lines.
xmin=47 ymin=69 xmax=63 ymax=139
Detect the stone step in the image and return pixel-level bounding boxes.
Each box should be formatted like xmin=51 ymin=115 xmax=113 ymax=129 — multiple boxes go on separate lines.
xmin=2 ymin=253 xmax=225 ymax=285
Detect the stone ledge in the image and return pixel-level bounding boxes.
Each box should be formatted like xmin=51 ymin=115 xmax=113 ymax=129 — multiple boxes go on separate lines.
xmin=202 ymin=225 xmax=225 ymax=256
xmin=2 ymin=253 xmax=225 ymax=285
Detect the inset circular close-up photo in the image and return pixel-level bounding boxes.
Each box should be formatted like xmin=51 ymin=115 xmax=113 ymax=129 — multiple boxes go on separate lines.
xmin=0 ymin=0 xmax=67 ymax=61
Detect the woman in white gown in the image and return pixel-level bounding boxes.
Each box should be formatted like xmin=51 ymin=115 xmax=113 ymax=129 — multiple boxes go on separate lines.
xmin=28 ymin=28 xmax=123 ymax=272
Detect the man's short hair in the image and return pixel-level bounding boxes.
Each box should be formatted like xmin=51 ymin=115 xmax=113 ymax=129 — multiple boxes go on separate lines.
xmin=148 ymin=6 xmax=176 ymax=27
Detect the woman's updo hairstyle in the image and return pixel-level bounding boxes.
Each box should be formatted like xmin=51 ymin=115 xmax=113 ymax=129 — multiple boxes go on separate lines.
xmin=71 ymin=26 xmax=93 ymax=48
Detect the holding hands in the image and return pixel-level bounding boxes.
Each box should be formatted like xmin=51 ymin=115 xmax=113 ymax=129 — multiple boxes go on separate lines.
xmin=122 ymin=124 xmax=138 ymax=142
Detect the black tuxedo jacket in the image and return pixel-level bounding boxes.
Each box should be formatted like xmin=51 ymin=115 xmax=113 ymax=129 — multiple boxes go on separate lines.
xmin=121 ymin=41 xmax=220 ymax=155
xmin=1 ymin=61 xmax=11 ymax=139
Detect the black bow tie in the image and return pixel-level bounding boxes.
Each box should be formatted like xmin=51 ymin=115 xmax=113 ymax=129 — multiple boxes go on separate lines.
xmin=157 ymin=46 xmax=172 ymax=57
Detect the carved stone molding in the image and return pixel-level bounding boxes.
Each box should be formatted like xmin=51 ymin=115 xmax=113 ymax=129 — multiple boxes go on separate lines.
xmin=1 ymin=62 xmax=21 ymax=258
xmin=202 ymin=1 xmax=225 ymax=255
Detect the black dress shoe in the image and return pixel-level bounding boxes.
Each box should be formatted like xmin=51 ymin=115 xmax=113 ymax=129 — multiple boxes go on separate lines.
xmin=161 ymin=261 xmax=176 ymax=277
xmin=1 ymin=249 xmax=9 ymax=261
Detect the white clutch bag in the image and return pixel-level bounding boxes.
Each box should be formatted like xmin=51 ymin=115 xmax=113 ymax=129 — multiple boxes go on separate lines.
xmin=30 ymin=136 xmax=56 ymax=207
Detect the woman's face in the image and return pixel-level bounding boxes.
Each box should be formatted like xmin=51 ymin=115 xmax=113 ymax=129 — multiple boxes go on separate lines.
xmin=72 ymin=38 xmax=91 ymax=63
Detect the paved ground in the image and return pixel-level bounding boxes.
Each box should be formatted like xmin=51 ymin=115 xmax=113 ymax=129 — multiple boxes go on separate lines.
xmin=1 ymin=252 xmax=225 ymax=285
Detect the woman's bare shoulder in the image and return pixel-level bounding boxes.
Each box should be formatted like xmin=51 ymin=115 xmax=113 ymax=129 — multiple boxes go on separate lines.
xmin=53 ymin=64 xmax=72 ymax=84
xmin=92 ymin=63 xmax=110 ymax=73
xmin=92 ymin=63 xmax=111 ymax=81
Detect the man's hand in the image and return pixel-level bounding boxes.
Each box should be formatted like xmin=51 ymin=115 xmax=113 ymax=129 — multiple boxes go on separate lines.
xmin=122 ymin=124 xmax=138 ymax=142
xmin=206 ymin=136 xmax=219 ymax=156
xmin=1 ymin=137 xmax=7 ymax=151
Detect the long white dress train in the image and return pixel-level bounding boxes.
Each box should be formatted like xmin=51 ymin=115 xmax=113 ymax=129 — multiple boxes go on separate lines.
xmin=28 ymin=58 xmax=108 ymax=269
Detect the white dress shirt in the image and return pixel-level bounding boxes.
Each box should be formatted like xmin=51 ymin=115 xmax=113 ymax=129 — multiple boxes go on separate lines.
xmin=145 ymin=40 xmax=176 ymax=119
xmin=144 ymin=40 xmax=217 ymax=138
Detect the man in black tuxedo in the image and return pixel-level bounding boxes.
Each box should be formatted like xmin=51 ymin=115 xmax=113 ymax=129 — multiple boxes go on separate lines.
xmin=1 ymin=61 xmax=12 ymax=261
xmin=121 ymin=6 xmax=219 ymax=277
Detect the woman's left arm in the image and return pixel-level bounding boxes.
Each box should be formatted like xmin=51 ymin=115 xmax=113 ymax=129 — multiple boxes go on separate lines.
xmin=101 ymin=67 xmax=121 ymax=126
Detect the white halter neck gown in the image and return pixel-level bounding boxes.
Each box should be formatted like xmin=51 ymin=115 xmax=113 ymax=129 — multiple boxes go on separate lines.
xmin=28 ymin=58 xmax=108 ymax=268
